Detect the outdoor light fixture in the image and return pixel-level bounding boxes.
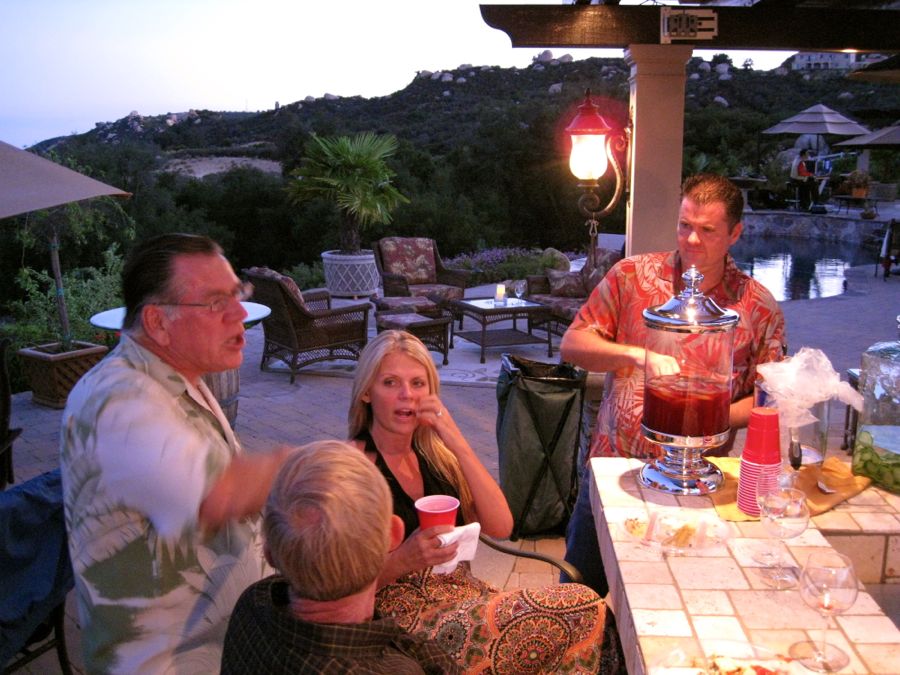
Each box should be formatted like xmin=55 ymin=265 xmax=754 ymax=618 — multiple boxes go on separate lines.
xmin=566 ymin=89 xmax=629 ymax=268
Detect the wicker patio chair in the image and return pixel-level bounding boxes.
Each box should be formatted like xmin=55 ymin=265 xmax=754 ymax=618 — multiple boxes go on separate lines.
xmin=373 ymin=237 xmax=471 ymax=305
xmin=243 ymin=267 xmax=370 ymax=384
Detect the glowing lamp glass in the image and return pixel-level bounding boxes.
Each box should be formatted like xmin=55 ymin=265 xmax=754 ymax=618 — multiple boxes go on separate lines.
xmin=569 ymin=133 xmax=608 ymax=181
xmin=566 ymin=92 xmax=612 ymax=181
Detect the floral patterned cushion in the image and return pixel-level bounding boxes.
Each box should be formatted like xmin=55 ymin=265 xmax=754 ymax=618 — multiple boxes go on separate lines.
xmin=376 ymin=312 xmax=433 ymax=330
xmin=546 ymin=269 xmax=587 ymax=298
xmin=530 ymin=294 xmax=585 ymax=322
xmin=550 ymin=297 xmax=586 ymax=322
xmin=580 ymin=248 xmax=623 ymax=294
xmin=410 ymin=284 xmax=464 ymax=304
xmin=245 ymin=266 xmax=304 ymax=306
xmin=374 ymin=296 xmax=438 ymax=314
xmin=379 ymin=237 xmax=437 ymax=285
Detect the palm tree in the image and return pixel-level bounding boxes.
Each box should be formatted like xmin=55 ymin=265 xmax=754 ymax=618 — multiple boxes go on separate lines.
xmin=286 ymin=132 xmax=409 ymax=254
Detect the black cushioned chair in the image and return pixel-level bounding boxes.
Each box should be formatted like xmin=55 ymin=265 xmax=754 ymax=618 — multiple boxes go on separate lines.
xmin=1 ymin=470 xmax=74 ymax=674
xmin=1 ymin=338 xmax=21 ymax=490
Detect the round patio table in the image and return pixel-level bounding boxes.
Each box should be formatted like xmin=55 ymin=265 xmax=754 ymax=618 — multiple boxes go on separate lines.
xmin=89 ymin=301 xmax=271 ymax=331
xmin=88 ymin=301 xmax=271 ymax=428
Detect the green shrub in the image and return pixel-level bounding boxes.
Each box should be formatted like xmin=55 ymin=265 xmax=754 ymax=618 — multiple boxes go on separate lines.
xmin=283 ymin=261 xmax=326 ymax=290
xmin=2 ymin=247 xmax=124 ymax=392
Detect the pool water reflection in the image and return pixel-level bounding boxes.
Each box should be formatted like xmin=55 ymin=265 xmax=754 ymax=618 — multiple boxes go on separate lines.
xmin=731 ymin=238 xmax=872 ymax=302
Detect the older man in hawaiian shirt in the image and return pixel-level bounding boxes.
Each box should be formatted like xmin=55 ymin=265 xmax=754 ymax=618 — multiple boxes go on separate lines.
xmin=61 ymin=233 xmax=289 ymax=674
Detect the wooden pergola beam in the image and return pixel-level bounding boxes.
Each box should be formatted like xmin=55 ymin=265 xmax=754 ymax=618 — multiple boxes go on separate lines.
xmin=480 ymin=5 xmax=900 ymax=53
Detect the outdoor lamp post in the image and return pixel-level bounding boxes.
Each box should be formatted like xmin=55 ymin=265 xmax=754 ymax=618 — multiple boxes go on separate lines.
xmin=566 ymin=89 xmax=628 ymax=268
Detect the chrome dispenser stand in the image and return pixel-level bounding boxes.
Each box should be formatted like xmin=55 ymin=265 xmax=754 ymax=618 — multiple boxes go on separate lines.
xmin=639 ymin=426 xmax=729 ymax=495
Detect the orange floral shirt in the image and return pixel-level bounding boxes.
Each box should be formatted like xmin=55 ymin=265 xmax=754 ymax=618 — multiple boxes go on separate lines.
xmin=570 ymin=251 xmax=786 ymax=460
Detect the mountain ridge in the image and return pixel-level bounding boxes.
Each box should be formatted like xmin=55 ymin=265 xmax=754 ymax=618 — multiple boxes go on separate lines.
xmin=36 ymin=54 xmax=899 ymax=170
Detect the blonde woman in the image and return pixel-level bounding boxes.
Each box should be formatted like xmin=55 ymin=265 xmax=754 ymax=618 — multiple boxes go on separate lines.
xmin=349 ymin=330 xmax=617 ymax=674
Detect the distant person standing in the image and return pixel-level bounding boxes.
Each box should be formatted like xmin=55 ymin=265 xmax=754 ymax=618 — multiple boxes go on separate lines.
xmin=790 ymin=148 xmax=816 ymax=210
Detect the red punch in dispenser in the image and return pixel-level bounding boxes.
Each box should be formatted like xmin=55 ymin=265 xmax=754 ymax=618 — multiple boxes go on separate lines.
xmin=640 ymin=266 xmax=739 ymax=496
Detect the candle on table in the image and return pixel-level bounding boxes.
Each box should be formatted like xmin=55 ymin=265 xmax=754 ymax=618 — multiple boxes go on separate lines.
xmin=495 ymin=283 xmax=506 ymax=303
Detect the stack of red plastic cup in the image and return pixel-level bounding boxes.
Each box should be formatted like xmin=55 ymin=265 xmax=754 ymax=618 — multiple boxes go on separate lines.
xmin=738 ymin=407 xmax=783 ymax=517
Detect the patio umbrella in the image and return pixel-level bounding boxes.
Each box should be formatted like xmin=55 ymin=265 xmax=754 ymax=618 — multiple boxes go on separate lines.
xmin=835 ymin=125 xmax=900 ymax=150
xmin=763 ymin=104 xmax=870 ymax=138
xmin=0 ymin=139 xmax=130 ymax=348
xmin=0 ymin=140 xmax=129 ymax=220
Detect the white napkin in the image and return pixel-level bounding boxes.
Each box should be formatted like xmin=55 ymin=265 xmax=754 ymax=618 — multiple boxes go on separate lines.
xmin=432 ymin=522 xmax=481 ymax=574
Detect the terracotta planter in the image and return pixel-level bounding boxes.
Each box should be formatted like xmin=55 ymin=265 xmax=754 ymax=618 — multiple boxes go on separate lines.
xmin=321 ymin=250 xmax=380 ymax=298
xmin=18 ymin=341 xmax=108 ymax=408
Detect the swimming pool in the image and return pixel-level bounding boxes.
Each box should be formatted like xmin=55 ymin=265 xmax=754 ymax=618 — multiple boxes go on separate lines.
xmin=731 ymin=237 xmax=873 ymax=302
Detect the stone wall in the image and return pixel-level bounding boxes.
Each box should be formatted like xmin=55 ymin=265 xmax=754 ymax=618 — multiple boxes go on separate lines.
xmin=742 ymin=211 xmax=887 ymax=246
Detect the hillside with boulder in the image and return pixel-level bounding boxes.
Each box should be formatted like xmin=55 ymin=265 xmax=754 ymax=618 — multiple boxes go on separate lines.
xmin=38 ymin=53 xmax=900 ymax=173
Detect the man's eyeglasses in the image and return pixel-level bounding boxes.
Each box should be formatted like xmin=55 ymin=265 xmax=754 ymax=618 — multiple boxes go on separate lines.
xmin=154 ymin=282 xmax=254 ymax=314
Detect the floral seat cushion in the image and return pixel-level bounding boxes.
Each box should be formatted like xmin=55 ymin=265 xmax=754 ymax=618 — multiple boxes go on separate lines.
xmin=528 ymin=294 xmax=585 ymax=322
xmin=410 ymin=284 xmax=464 ymax=305
xmin=379 ymin=237 xmax=437 ymax=285
xmin=546 ymin=269 xmax=586 ymax=298
xmin=374 ymin=296 xmax=439 ymax=314
xmin=375 ymin=312 xmax=448 ymax=331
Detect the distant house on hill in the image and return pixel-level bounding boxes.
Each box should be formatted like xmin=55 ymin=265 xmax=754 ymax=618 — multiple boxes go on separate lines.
xmin=791 ymin=52 xmax=889 ymax=72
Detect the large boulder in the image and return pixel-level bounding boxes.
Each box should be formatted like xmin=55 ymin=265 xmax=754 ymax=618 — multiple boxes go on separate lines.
xmin=542 ymin=247 xmax=571 ymax=272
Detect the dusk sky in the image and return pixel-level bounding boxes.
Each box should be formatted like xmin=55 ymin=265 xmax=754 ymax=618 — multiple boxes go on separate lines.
xmin=0 ymin=1 xmax=793 ymax=149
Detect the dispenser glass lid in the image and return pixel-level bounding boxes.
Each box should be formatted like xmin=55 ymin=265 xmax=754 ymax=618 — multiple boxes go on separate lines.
xmin=643 ymin=265 xmax=739 ymax=332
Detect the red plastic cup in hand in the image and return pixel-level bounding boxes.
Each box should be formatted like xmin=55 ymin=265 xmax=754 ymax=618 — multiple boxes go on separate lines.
xmin=414 ymin=495 xmax=460 ymax=529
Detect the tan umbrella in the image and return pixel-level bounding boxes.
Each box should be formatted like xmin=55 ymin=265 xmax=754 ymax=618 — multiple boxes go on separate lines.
xmin=0 ymin=139 xmax=130 ymax=348
xmin=762 ymin=104 xmax=871 ymax=137
xmin=835 ymin=125 xmax=900 ymax=150
xmin=0 ymin=140 xmax=129 ymax=220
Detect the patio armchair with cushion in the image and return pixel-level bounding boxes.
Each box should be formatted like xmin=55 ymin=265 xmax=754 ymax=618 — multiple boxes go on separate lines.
xmin=243 ymin=267 xmax=370 ymax=384
xmin=373 ymin=237 xmax=472 ymax=306
xmin=525 ymin=248 xmax=623 ymax=337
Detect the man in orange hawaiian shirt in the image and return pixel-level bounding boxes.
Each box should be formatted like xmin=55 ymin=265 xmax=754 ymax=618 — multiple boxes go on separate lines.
xmin=559 ymin=173 xmax=786 ymax=595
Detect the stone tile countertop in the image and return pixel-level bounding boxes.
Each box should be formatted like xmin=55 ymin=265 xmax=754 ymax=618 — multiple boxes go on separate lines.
xmin=590 ymin=457 xmax=900 ymax=674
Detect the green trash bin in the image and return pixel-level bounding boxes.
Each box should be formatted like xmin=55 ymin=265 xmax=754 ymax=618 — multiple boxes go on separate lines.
xmin=496 ymin=354 xmax=586 ymax=539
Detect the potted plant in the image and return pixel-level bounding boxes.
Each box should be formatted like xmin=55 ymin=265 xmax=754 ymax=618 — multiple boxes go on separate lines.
xmin=846 ymin=170 xmax=870 ymax=198
xmin=14 ymin=201 xmax=131 ymax=407
xmin=286 ymin=132 xmax=409 ymax=298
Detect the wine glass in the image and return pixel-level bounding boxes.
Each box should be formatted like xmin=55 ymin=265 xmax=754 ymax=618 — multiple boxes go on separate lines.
xmin=754 ymin=487 xmax=809 ymax=589
xmin=513 ymin=280 xmax=525 ymax=300
xmin=790 ymin=550 xmax=859 ymax=672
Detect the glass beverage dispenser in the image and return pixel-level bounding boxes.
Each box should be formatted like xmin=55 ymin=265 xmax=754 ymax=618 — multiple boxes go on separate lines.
xmin=852 ymin=340 xmax=900 ymax=493
xmin=640 ymin=266 xmax=739 ymax=495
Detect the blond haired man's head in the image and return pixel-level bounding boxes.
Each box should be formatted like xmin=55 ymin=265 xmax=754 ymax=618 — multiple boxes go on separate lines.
xmin=264 ymin=440 xmax=403 ymax=601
